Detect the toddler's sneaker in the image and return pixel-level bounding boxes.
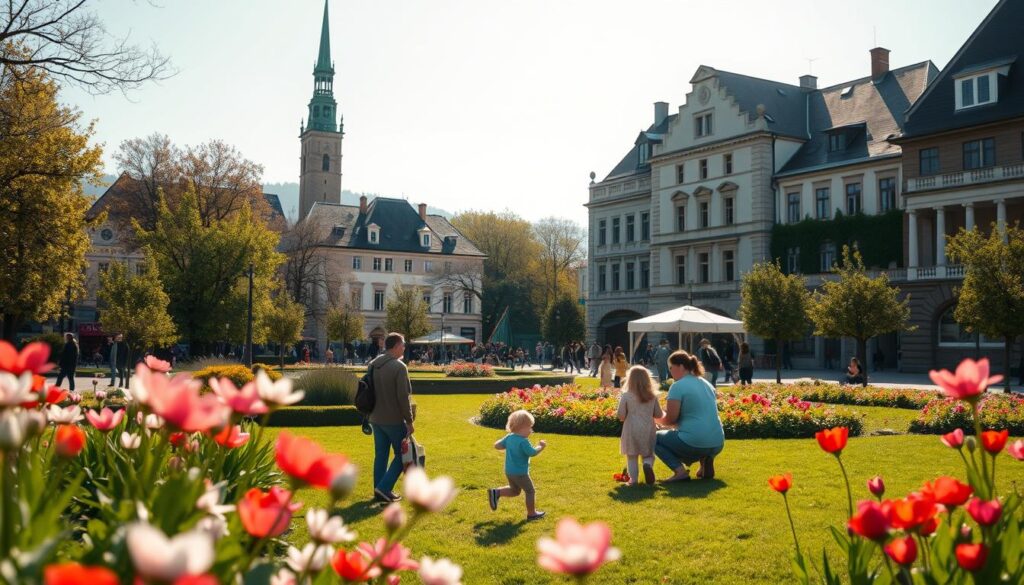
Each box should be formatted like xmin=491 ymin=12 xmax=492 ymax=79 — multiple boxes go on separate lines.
xmin=488 ymin=488 xmax=499 ymax=511
xmin=527 ymin=511 xmax=546 ymax=521
xmin=643 ymin=463 xmax=656 ymax=486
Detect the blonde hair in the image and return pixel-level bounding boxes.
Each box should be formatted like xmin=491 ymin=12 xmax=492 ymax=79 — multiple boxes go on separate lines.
xmin=624 ymin=366 xmax=656 ymax=403
xmin=506 ymin=409 xmax=535 ymax=433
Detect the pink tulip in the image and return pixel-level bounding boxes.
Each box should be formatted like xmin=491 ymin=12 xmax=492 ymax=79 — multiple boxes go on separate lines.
xmin=867 ymin=476 xmax=885 ymax=498
xmin=1007 ymin=439 xmax=1024 ymax=461
xmin=210 ymin=377 xmax=268 ymax=415
xmin=537 ymin=517 xmax=621 ymax=576
xmin=144 ymin=355 xmax=172 ymax=373
xmin=941 ymin=428 xmax=965 ymax=449
xmin=929 ymin=358 xmax=1002 ymax=402
xmin=136 ymin=367 xmax=228 ymax=433
xmin=418 ymin=556 xmax=463 ymax=585
xmin=357 ymin=539 xmax=419 ymax=572
xmin=85 ymin=407 xmax=125 ymax=432
xmin=966 ymin=498 xmax=1002 ymax=526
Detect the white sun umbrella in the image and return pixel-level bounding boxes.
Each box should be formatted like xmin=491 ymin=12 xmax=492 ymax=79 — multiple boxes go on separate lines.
xmin=410 ymin=331 xmax=475 ymax=345
xmin=626 ymin=305 xmax=745 ymax=356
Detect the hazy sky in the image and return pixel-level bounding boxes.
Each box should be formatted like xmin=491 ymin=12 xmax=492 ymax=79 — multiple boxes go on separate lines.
xmin=63 ymin=0 xmax=997 ymax=224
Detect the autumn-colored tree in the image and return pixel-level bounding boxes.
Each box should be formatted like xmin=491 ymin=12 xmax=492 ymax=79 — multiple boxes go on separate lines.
xmin=264 ymin=296 xmax=306 ymax=370
xmin=534 ymin=217 xmax=586 ymax=311
xmin=947 ymin=225 xmax=1024 ymax=390
xmin=97 ymin=258 xmax=177 ymax=365
xmin=807 ymin=246 xmax=912 ymax=386
xmin=0 ymin=61 xmax=103 ymax=340
xmin=739 ymin=261 xmax=810 ymax=383
xmin=385 ymin=283 xmax=431 ymax=341
xmin=327 ymin=301 xmax=365 ymax=363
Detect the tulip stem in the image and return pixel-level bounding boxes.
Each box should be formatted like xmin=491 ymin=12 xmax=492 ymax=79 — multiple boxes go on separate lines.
xmin=834 ymin=454 xmax=853 ymax=519
xmin=0 ymin=451 xmax=9 ymax=557
xmin=782 ymin=493 xmax=802 ymax=559
xmin=972 ymin=404 xmax=991 ymax=499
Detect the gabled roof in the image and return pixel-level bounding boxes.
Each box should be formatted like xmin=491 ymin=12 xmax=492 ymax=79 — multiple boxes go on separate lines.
xmin=900 ymin=0 xmax=1024 ymax=139
xmin=712 ymin=69 xmax=809 ymax=138
xmin=603 ymin=114 xmax=675 ymax=181
xmin=778 ymin=61 xmax=936 ymax=176
xmin=306 ymin=199 xmax=485 ymax=257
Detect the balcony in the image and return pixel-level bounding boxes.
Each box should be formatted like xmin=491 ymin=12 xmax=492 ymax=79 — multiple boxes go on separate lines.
xmin=802 ymin=264 xmax=963 ymax=285
xmin=907 ymin=163 xmax=1024 ymax=193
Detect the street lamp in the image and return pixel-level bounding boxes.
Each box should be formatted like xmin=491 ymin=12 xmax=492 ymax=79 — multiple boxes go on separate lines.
xmin=244 ymin=263 xmax=254 ymax=368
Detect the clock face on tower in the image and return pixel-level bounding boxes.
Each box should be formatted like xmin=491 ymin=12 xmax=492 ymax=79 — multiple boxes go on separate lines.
xmin=100 ymin=228 xmax=114 ymax=242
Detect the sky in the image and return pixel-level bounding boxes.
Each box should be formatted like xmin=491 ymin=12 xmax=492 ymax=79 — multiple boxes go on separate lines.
xmin=63 ymin=0 xmax=998 ymax=225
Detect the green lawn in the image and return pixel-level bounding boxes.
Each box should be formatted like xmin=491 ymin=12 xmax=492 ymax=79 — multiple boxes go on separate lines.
xmin=277 ymin=394 xmax=1024 ymax=584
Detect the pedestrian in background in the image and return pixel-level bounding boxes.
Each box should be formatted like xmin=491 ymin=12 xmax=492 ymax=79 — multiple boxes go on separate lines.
xmin=56 ymin=332 xmax=79 ymax=392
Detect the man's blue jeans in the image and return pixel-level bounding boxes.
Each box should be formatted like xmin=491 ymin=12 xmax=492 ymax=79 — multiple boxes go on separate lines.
xmin=371 ymin=423 xmax=407 ymax=494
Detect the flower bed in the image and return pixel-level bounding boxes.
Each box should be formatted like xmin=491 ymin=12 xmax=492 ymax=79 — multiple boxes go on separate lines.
xmin=908 ymin=393 xmax=1024 ymax=435
xmin=443 ymin=362 xmax=496 ymax=378
xmin=478 ymin=385 xmax=864 ymax=439
xmin=728 ymin=381 xmax=935 ymax=410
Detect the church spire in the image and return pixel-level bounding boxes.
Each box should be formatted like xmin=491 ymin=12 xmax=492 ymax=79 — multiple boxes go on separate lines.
xmin=315 ymin=0 xmax=332 ymax=74
xmin=305 ymin=0 xmax=339 ymax=134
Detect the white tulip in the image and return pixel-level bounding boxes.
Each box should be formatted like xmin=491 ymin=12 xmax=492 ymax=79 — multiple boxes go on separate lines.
xmin=144 ymin=414 xmax=164 ymax=430
xmin=418 ymin=556 xmax=464 ymax=585
xmin=120 ymin=432 xmax=141 ymax=450
xmin=46 ymin=404 xmax=84 ymax=424
xmin=286 ymin=543 xmax=332 ymax=574
xmin=306 ymin=508 xmax=356 ymax=544
xmin=271 ymin=568 xmax=297 ymax=585
xmin=197 ymin=515 xmax=230 ymax=540
xmin=126 ymin=522 xmax=214 ymax=581
xmin=403 ymin=467 xmax=457 ymax=512
xmin=0 ymin=410 xmax=24 ymax=451
xmin=0 ymin=372 xmax=34 ymax=406
xmin=195 ymin=483 xmax=235 ymax=520
xmin=255 ymin=370 xmax=304 ymax=406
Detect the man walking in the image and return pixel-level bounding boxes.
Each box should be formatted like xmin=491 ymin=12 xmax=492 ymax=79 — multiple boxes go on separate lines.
xmin=588 ymin=341 xmax=601 ymax=376
xmin=369 ymin=332 xmax=414 ymax=503
xmin=56 ymin=333 xmax=79 ymax=392
xmin=698 ymin=338 xmax=723 ymax=387
xmin=109 ymin=334 xmax=128 ymax=388
xmin=654 ymin=340 xmax=671 ymax=382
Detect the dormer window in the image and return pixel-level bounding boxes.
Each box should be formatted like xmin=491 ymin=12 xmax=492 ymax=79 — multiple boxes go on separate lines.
xmin=954 ymin=60 xmax=1012 ymax=111
xmin=422 ymin=233 xmax=430 ymax=247
xmin=637 ymin=142 xmax=650 ymax=165
xmin=367 ymin=223 xmax=380 ymax=244
xmin=828 ymin=133 xmax=846 ymax=153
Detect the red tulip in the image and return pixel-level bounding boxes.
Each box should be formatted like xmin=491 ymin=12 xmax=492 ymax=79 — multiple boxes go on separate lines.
xmin=276 ymin=432 xmax=351 ymax=488
xmin=847 ymin=500 xmax=889 ymax=540
xmin=940 ymin=428 xmax=964 ymax=449
xmin=212 ymin=424 xmax=249 ymax=449
xmin=358 ymin=539 xmax=419 ymax=572
xmin=768 ymin=473 xmax=792 ymax=494
xmin=238 ymin=487 xmax=300 ymax=538
xmin=925 ymin=477 xmax=972 ymax=507
xmin=169 ymin=432 xmax=189 ymax=448
xmin=980 ymin=429 xmax=1009 ymax=454
xmin=43 ymin=562 xmax=119 ymax=585
xmin=0 ymin=340 xmax=53 ymax=375
xmin=884 ymin=536 xmax=917 ymax=566
xmin=885 ymin=495 xmax=937 ymax=531
xmin=1008 ymin=439 xmax=1024 ymax=461
xmin=815 ymin=427 xmax=848 ymax=454
xmin=966 ymin=498 xmax=1002 ymax=526
xmin=919 ymin=513 xmax=941 ymax=536
xmin=955 ymin=543 xmax=987 ymax=572
xmin=929 ymin=358 xmax=1001 ymax=402
xmin=55 ymin=424 xmax=86 ymax=458
xmin=44 ymin=385 xmax=68 ymax=405
xmin=867 ymin=476 xmax=885 ymax=498
xmin=332 ymin=548 xmax=376 ymax=581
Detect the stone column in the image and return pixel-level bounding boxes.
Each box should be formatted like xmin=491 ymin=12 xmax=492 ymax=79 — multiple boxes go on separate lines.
xmin=908 ymin=209 xmax=919 ymax=279
xmin=934 ymin=206 xmax=946 ymax=266
xmin=996 ymin=199 xmax=1007 ymax=238
xmin=711 ymin=242 xmax=721 ymax=282
xmin=964 ymin=202 xmax=975 ymax=231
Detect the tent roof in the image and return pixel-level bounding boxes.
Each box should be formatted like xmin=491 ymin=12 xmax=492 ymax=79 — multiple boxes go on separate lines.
xmin=627 ymin=305 xmax=745 ymax=334
xmin=410 ymin=331 xmax=475 ymax=344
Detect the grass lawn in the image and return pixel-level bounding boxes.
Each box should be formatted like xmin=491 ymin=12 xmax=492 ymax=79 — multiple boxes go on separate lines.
xmin=276 ymin=393 xmax=1024 ymax=584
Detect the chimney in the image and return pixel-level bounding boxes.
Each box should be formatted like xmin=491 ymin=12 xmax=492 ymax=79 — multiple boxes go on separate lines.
xmin=870 ymin=47 xmax=890 ymax=79
xmin=799 ymin=74 xmax=817 ymax=90
xmin=418 ymin=203 xmax=427 ymax=220
xmin=654 ymin=101 xmax=669 ymax=126
xmin=359 ymin=195 xmax=367 ymax=214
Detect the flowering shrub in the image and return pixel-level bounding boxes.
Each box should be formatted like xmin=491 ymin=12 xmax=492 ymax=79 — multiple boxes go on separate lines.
xmin=478 ymin=384 xmax=864 ymax=439
xmin=0 ymin=340 xmax=464 ymax=584
xmin=771 ymin=358 xmax=1024 ymax=584
xmin=731 ymin=381 xmax=935 ymax=410
xmin=443 ymin=362 xmax=496 ymax=378
xmin=908 ymin=393 xmax=1024 ymax=435
xmin=192 ymin=363 xmax=283 ymax=393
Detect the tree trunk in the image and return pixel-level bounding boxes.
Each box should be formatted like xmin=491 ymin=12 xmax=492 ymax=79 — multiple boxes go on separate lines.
xmin=1005 ymin=336 xmax=1012 ymax=393
xmin=857 ymin=338 xmax=868 ymax=387
xmin=776 ymin=337 xmax=783 ymax=384
xmin=279 ymin=342 xmax=285 ymax=371
xmin=1 ymin=315 xmax=21 ymax=343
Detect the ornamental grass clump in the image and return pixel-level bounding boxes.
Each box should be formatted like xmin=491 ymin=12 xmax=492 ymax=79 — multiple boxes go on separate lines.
xmin=443 ymin=362 xmax=497 ymax=378
xmin=769 ymin=358 xmax=1024 ymax=584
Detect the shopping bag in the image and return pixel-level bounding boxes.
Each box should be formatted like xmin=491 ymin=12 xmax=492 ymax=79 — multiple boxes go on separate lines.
xmin=401 ymin=435 xmax=426 ymax=469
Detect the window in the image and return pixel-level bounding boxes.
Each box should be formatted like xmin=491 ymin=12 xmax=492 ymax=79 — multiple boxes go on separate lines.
xmin=695 ymin=112 xmax=713 ymax=137
xmin=699 ymin=253 xmax=710 ymax=283
xmin=135 ymin=264 xmax=146 ymax=276
xmin=598 ymin=265 xmax=607 ymax=292
xmin=676 ymin=256 xmax=687 ymax=285
xmin=938 ymin=306 xmax=1001 ymax=346
xmin=699 ymin=159 xmax=708 ymax=179
xmin=724 ymin=197 xmax=734 ymax=225
xmin=99 ymin=262 xmax=109 ymax=273
xmin=384 ymin=258 xmax=393 ymax=272
xmin=699 ymin=201 xmax=709 ymax=227
xmin=611 ymin=217 xmax=620 ymax=244
xmin=598 ymin=219 xmax=606 ymax=246
xmin=920 ymin=148 xmax=940 ymax=176
xmin=611 ymin=264 xmax=620 ymax=291
xmin=879 ymin=177 xmax=897 ymax=212
xmin=322 ymin=154 xmax=330 ymax=171
xmin=373 ymin=290 xmax=385 ymax=311
xmin=815 ymin=187 xmax=830 ymax=219
xmin=963 ymin=138 xmax=995 ymax=170
xmin=404 ymin=259 xmax=413 ymax=272
xmin=640 ymin=212 xmax=650 ymax=240
xmin=786 ymin=247 xmax=800 ymax=274
xmin=352 ymin=256 xmax=362 ymax=270
xmin=787 ymin=192 xmax=801 ymax=223
xmin=957 ymin=73 xmax=996 ymax=110
xmin=676 ymin=164 xmax=685 ymax=184
xmin=640 ymin=261 xmax=649 ymax=289
xmin=372 ymin=257 xmax=382 ymax=271
xmin=828 ymin=133 xmax=846 ymax=152
xmin=845 ymin=183 xmax=861 ymax=215
xmin=820 ymin=242 xmax=836 ymax=272
xmin=676 ymin=206 xmax=686 ymax=232
xmin=422 ymin=294 xmax=432 ymax=311
xmin=442 ymin=293 xmax=453 ymax=313
xmin=463 ymin=293 xmax=473 ymax=313
xmin=424 ymin=260 xmax=433 ymax=272
xmin=351 ymin=290 xmax=361 ymax=309
xmin=369 ymin=229 xmax=379 ymax=244
xmin=637 ymin=142 xmax=650 ymax=165
xmin=625 ymin=215 xmax=635 ymax=242
xmin=625 ymin=262 xmax=635 ymax=290
xmin=421 ymin=233 xmax=430 ymax=247
xmin=723 ymin=250 xmax=735 ymax=282
xmin=724 ymin=153 xmax=733 ymax=175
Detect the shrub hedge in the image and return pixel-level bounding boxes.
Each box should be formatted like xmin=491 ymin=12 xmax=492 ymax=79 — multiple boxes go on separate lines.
xmin=443 ymin=362 xmax=497 ymax=377
xmin=908 ymin=393 xmax=1024 ymax=435
xmin=191 ymin=363 xmax=282 ymax=392
xmin=266 ymin=405 xmax=362 ymax=427
xmin=728 ymin=381 xmax=935 ymax=410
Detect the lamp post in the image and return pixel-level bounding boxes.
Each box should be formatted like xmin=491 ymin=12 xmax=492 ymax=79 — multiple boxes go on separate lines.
xmin=440 ymin=298 xmax=446 ymax=365
xmin=244 ymin=263 xmax=254 ymax=368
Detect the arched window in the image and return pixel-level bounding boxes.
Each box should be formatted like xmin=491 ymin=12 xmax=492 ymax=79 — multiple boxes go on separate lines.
xmin=937 ymin=306 xmax=1000 ymax=346
xmin=322 ymin=154 xmax=330 ymax=171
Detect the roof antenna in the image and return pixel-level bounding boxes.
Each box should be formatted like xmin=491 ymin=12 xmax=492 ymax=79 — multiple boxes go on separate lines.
xmin=805 ymin=57 xmax=818 ymax=75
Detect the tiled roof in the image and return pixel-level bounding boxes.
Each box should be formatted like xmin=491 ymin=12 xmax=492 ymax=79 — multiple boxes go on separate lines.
xmin=778 ymin=61 xmax=937 ymax=176
xmin=603 ymin=114 xmax=675 ymax=181
xmin=306 ymin=199 xmax=485 ymax=257
xmin=901 ymin=0 xmax=1024 ymax=138
xmin=713 ymin=69 xmax=809 ymax=139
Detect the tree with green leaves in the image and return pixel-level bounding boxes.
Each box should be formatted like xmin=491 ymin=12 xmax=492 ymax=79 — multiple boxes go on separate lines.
xmin=807 ymin=246 xmax=912 ymax=386
xmin=739 ymin=261 xmax=810 ymax=383
xmin=97 ymin=257 xmax=177 ymax=366
xmin=947 ymin=225 xmax=1024 ymax=391
xmin=327 ymin=301 xmax=365 ymax=364
xmin=134 ymin=189 xmax=283 ymax=354
xmin=264 ymin=296 xmax=306 ymax=370
xmin=542 ymin=296 xmax=586 ymax=349
xmin=385 ymin=284 xmax=430 ymax=340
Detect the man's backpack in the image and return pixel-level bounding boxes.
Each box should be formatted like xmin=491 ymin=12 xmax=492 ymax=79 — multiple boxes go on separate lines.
xmin=354 ymin=364 xmax=376 ymax=415
xmin=703 ymin=348 xmax=721 ymax=368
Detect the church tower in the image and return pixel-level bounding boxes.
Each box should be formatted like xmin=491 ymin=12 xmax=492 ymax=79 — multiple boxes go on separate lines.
xmin=299 ymin=0 xmax=343 ymax=219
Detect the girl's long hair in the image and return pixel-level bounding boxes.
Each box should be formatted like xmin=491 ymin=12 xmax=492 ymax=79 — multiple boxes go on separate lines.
xmin=624 ymin=365 xmax=656 ymax=403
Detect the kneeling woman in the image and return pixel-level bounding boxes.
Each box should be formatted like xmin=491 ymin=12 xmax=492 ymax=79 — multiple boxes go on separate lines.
xmin=654 ymin=350 xmax=725 ymax=481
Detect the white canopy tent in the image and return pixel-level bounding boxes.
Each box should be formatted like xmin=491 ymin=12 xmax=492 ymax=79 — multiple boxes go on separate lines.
xmin=627 ymin=305 xmax=745 ymax=358
xmin=410 ymin=331 xmax=475 ymax=345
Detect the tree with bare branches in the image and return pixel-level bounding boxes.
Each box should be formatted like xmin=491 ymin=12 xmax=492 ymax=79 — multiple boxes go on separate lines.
xmin=533 ymin=217 xmax=586 ymax=312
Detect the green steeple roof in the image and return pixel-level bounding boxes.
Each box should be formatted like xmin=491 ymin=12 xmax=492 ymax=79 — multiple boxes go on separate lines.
xmin=315 ymin=0 xmax=332 ymax=74
xmin=304 ymin=0 xmax=340 ymax=134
